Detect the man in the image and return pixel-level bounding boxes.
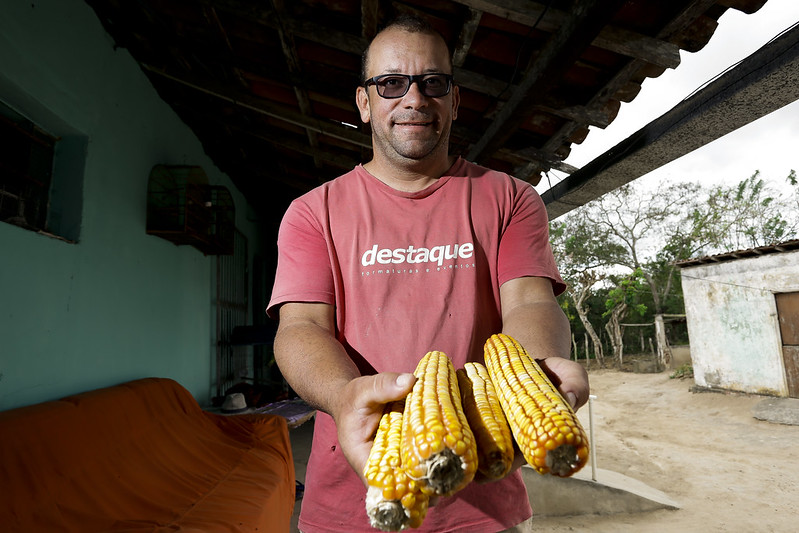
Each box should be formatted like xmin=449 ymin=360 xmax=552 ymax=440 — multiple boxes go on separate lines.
xmin=267 ymin=14 xmax=589 ymax=533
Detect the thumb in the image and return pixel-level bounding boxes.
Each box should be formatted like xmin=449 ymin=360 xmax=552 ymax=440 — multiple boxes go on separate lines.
xmin=365 ymin=372 xmax=416 ymax=407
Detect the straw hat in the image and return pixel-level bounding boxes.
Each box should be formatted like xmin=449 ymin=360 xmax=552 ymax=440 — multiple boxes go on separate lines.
xmin=221 ymin=392 xmax=250 ymax=414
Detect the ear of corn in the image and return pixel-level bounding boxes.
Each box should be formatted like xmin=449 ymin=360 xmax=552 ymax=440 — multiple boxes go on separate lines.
xmin=483 ymin=333 xmax=589 ymax=477
xmin=364 ymin=400 xmax=429 ymax=531
xmin=364 ymin=338 xmax=586 ymax=530
xmin=401 ymin=351 xmax=478 ymax=496
xmin=456 ymin=362 xmax=515 ymax=479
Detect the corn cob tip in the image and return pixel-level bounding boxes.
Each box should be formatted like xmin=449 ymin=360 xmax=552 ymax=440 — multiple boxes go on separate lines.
xmin=546 ymin=443 xmax=585 ymax=477
xmin=364 ymin=401 xmax=430 ymax=530
xmin=483 ymin=333 xmax=589 ymax=478
xmin=416 ymin=448 xmax=466 ymax=495
xmin=456 ymin=363 xmax=514 ymax=480
xmin=365 ymin=486 xmax=409 ymax=531
xmin=402 ymin=351 xmax=477 ymax=497
xmin=483 ymin=449 xmax=512 ymax=479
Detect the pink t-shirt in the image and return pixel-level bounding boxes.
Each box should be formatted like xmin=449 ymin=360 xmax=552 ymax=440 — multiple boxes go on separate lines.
xmin=268 ymin=158 xmax=564 ymax=532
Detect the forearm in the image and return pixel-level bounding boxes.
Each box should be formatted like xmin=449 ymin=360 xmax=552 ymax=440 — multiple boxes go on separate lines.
xmin=273 ymin=302 xmax=417 ymax=479
xmin=499 ymin=277 xmax=588 ymax=410
xmin=501 ymin=299 xmax=571 ymax=360
xmin=273 ymin=309 xmax=359 ymax=417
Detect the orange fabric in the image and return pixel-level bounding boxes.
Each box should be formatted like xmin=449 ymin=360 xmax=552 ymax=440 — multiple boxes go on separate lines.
xmin=0 ymin=378 xmax=295 ymax=533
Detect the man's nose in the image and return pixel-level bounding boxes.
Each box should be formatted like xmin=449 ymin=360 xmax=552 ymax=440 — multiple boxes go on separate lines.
xmin=402 ymin=80 xmax=428 ymax=106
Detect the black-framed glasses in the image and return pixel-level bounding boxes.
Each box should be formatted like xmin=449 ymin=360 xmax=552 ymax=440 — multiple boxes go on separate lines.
xmin=363 ymin=73 xmax=454 ymax=99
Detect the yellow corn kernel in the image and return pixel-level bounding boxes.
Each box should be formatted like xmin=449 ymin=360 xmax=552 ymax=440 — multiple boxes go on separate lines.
xmin=483 ymin=334 xmax=589 ymax=477
xmin=456 ymin=362 xmax=514 ymax=479
xmin=401 ymin=351 xmax=477 ymax=496
xmin=364 ymin=401 xmax=429 ymax=531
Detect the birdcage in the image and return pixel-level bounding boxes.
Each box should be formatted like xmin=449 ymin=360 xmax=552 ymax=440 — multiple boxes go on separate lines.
xmin=146 ymin=165 xmax=234 ymax=255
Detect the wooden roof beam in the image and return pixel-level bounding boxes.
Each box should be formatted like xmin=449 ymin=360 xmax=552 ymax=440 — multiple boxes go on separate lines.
xmin=453 ymin=8 xmax=483 ymax=67
xmin=544 ymin=22 xmax=799 ymax=219
xmin=467 ymin=0 xmax=628 ymax=162
xmin=271 ymin=0 xmax=322 ymax=169
xmin=205 ymin=0 xmax=367 ymax=54
xmin=362 ymin=0 xmax=379 ymax=40
xmin=141 ymin=63 xmax=372 ymax=149
xmin=533 ymin=0 xmax=721 ymax=177
xmin=452 ymin=0 xmax=680 ymax=68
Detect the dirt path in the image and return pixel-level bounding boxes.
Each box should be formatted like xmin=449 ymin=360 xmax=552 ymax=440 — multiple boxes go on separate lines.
xmin=531 ymin=369 xmax=799 ymax=532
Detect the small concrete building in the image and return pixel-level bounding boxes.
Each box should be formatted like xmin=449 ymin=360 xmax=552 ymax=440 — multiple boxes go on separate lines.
xmin=677 ymin=240 xmax=799 ymax=398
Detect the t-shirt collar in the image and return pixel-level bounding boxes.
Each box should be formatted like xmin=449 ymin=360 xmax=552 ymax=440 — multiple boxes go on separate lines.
xmin=358 ymin=157 xmax=466 ymax=199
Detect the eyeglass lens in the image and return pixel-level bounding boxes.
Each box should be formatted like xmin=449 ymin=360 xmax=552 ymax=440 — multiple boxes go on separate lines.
xmin=372 ymin=74 xmax=451 ymax=98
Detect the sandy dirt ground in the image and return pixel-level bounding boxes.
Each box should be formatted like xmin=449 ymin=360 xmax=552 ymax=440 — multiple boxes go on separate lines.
xmin=531 ymin=368 xmax=799 ymax=533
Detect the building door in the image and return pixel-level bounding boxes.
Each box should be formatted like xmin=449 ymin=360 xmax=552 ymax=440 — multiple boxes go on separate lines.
xmin=775 ymin=292 xmax=799 ymax=398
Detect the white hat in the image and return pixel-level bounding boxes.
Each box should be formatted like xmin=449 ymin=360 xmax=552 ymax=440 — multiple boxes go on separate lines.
xmin=221 ymin=392 xmax=250 ymax=414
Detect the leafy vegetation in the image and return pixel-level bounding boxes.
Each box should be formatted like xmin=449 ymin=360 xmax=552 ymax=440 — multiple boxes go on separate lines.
xmin=550 ymin=171 xmax=798 ymax=368
xmin=670 ymin=363 xmax=694 ymax=380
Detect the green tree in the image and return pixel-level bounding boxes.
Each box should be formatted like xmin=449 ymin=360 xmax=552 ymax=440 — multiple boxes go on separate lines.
xmin=579 ymin=180 xmax=701 ymax=316
xmin=550 ymin=171 xmax=799 ymax=369
xmin=703 ymin=171 xmax=799 ymax=251
xmin=550 ymin=215 xmax=626 ymax=367
xmin=602 ymin=269 xmax=647 ymax=368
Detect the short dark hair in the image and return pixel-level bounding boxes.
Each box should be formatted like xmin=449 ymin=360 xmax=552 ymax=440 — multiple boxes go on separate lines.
xmin=360 ymin=14 xmax=452 ymax=84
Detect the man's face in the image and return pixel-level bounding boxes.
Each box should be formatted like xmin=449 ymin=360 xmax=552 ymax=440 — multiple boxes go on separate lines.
xmin=356 ymin=28 xmax=459 ymax=166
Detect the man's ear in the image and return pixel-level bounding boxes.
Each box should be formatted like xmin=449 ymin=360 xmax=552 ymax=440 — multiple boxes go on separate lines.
xmin=356 ymin=86 xmax=371 ymax=124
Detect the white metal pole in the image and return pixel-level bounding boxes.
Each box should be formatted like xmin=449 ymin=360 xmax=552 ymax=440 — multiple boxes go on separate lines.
xmin=588 ymin=394 xmax=597 ymax=481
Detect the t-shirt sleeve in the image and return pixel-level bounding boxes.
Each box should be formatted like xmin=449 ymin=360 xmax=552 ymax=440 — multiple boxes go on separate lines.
xmin=497 ymin=181 xmax=566 ymax=296
xmin=266 ymin=198 xmax=335 ymax=318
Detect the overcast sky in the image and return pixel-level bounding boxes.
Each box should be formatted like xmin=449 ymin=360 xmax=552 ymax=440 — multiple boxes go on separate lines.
xmin=538 ymin=0 xmax=799 ymax=195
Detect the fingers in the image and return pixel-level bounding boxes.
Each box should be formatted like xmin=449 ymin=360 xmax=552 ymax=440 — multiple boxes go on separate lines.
xmin=537 ymin=357 xmax=590 ymax=410
xmin=334 ymin=372 xmax=417 ymax=484
xmin=335 ymin=372 xmax=416 ymax=422
xmin=365 ymin=372 xmax=417 ymax=407
xmin=565 ymin=391 xmax=578 ymax=410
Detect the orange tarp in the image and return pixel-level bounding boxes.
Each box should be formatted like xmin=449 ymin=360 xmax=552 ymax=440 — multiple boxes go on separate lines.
xmin=0 ymin=378 xmax=295 ymax=532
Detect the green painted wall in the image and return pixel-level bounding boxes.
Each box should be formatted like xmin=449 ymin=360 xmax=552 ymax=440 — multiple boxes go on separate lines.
xmin=0 ymin=0 xmax=266 ymax=410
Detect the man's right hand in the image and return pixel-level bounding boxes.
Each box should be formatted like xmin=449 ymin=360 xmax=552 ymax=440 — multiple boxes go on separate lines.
xmin=332 ymin=372 xmax=417 ymax=484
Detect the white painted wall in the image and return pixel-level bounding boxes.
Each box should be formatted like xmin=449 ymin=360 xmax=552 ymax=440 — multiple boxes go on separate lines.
xmin=680 ymin=250 xmax=799 ymax=396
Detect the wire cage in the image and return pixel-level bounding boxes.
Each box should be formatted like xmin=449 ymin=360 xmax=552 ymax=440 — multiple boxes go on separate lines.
xmin=146 ymin=165 xmax=234 ymax=255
